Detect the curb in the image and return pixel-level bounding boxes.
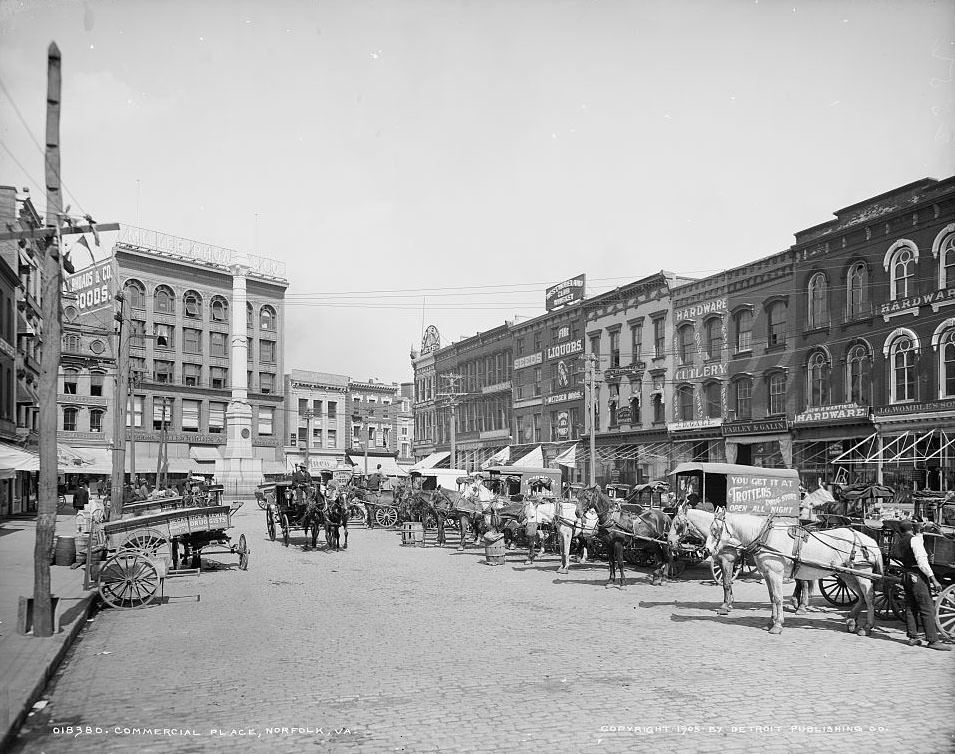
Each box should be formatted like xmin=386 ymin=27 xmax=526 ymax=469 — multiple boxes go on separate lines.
xmin=0 ymin=592 xmax=98 ymax=752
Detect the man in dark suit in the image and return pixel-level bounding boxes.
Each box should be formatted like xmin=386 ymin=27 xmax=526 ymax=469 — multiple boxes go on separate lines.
xmin=72 ymin=481 xmax=90 ymax=512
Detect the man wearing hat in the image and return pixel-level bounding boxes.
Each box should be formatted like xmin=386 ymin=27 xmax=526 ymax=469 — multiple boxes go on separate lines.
xmin=897 ymin=518 xmax=951 ymax=650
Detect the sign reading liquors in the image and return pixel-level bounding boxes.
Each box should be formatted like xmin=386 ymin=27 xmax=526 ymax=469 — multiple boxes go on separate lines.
xmin=546 ymin=339 xmax=583 ymax=360
xmin=545 ymin=274 xmax=585 ymax=311
xmin=727 ymin=474 xmax=800 ymax=517
xmin=794 ymin=403 xmax=869 ymax=424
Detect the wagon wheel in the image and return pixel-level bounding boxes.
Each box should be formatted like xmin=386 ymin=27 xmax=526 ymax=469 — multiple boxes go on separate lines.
xmin=422 ymin=512 xmax=438 ymax=530
xmin=935 ymin=583 xmax=955 ymax=640
xmin=445 ymin=516 xmax=458 ymax=531
xmin=237 ymin=533 xmax=250 ymax=571
xmin=98 ymin=553 xmax=160 ymax=609
xmin=874 ymin=567 xmax=905 ymax=621
xmin=818 ymin=574 xmax=859 ymax=607
xmin=282 ymin=514 xmax=291 ymax=547
xmin=266 ymin=505 xmax=276 ymax=541
xmin=376 ymin=506 xmax=398 ymax=528
xmin=118 ymin=528 xmax=169 ymax=557
xmin=711 ymin=557 xmax=743 ymax=586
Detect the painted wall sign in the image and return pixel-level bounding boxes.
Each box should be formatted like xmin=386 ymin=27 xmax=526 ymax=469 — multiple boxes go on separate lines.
xmin=546 ymin=338 xmax=583 ymax=361
xmin=674 ymin=362 xmax=728 ymax=381
xmin=420 ymin=325 xmax=441 ymax=355
xmin=726 ymin=474 xmax=800 ymax=516
xmin=65 ymin=260 xmax=113 ymax=314
xmin=615 ymin=406 xmax=633 ymax=424
xmin=514 ymin=352 xmax=543 ymax=370
xmin=880 ymin=287 xmax=955 ymax=317
xmin=556 ymin=360 xmax=571 ymax=389
xmin=875 ymin=398 xmax=955 ymax=417
xmin=675 ymin=297 xmax=727 ymax=322
xmin=556 ymin=411 xmax=570 ymax=439
xmin=546 ymin=274 xmax=586 ymax=311
xmin=722 ymin=418 xmax=788 ymax=436
xmin=794 ymin=403 xmax=869 ymax=424
xmin=545 ymin=390 xmax=583 ymax=405
xmin=667 ymin=418 xmax=723 ymax=432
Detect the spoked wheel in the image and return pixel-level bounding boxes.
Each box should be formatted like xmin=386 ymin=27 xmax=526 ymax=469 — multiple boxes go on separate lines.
xmin=422 ymin=513 xmax=438 ymax=530
xmin=934 ymin=583 xmax=955 ymax=640
xmin=874 ymin=567 xmax=905 ymax=621
xmin=710 ymin=557 xmax=744 ymax=585
xmin=375 ymin=507 xmax=399 ymax=528
xmin=98 ymin=553 xmax=161 ymax=609
xmin=236 ymin=533 xmax=250 ymax=570
xmin=818 ymin=574 xmax=859 ymax=607
xmin=118 ymin=529 xmax=169 ymax=558
xmin=266 ymin=505 xmax=276 ymax=541
xmin=281 ymin=514 xmax=291 ymax=547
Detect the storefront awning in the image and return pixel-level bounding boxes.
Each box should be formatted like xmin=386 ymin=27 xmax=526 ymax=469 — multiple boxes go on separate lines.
xmin=410 ymin=451 xmax=450 ymax=471
xmin=351 ymin=455 xmax=407 ymax=477
xmin=834 ymin=429 xmax=955 ymax=464
xmin=0 ymin=442 xmax=39 ymax=472
xmin=512 ymin=445 xmax=543 ymax=467
xmin=63 ymin=446 xmax=112 ymax=475
xmin=481 ymin=446 xmax=511 ymax=469
xmin=593 ymin=442 xmax=670 ymax=463
xmin=553 ymin=443 xmax=578 ymax=468
xmin=189 ymin=446 xmax=222 ymax=463
xmin=16 ymin=381 xmax=38 ymax=405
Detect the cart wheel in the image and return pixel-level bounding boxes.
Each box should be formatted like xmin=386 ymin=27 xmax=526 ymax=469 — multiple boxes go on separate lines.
xmin=818 ymin=575 xmax=859 ymax=607
xmin=935 ymin=583 xmax=955 ymax=640
xmin=667 ymin=559 xmax=687 ymax=579
xmin=266 ymin=505 xmax=276 ymax=541
xmin=237 ymin=533 xmax=250 ymax=571
xmin=875 ymin=566 xmax=905 ymax=621
xmin=98 ymin=553 xmax=160 ymax=609
xmin=711 ymin=557 xmax=743 ymax=585
xmin=118 ymin=529 xmax=169 ymax=557
xmin=282 ymin=514 xmax=290 ymax=547
xmin=376 ymin=507 xmax=398 ymax=528
xmin=256 ymin=494 xmax=268 ymax=510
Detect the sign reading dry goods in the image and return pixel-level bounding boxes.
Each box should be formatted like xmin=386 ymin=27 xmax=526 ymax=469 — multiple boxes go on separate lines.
xmin=65 ymin=260 xmax=113 ymax=314
xmin=727 ymin=474 xmax=800 ymax=517
xmin=545 ymin=274 xmax=585 ymax=311
xmin=794 ymin=403 xmax=869 ymax=424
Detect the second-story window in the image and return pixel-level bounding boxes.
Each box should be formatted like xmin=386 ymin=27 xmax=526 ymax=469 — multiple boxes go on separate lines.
xmin=609 ymin=330 xmax=620 ymax=368
xmin=183 ymin=328 xmax=202 ymax=354
xmin=653 ymin=318 xmax=665 ymax=358
xmin=767 ymin=302 xmax=787 ymax=347
xmin=734 ymin=310 xmax=753 ymax=353
xmin=678 ymin=324 xmax=694 ymax=366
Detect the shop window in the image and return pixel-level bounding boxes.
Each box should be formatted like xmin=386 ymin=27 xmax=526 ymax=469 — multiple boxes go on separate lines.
xmin=62 ymin=406 xmax=78 ymax=431
xmin=767 ymin=373 xmax=786 ymax=415
xmin=734 ymin=310 xmax=753 ymax=353
xmin=154 ymin=285 xmax=175 ymax=314
xmin=677 ymin=384 xmax=694 ymax=422
xmin=807 ymin=273 xmax=828 ymax=329
xmin=808 ymin=351 xmax=829 ymax=408
xmin=678 ymin=324 xmax=694 ymax=366
xmin=767 ymin=301 xmax=787 ymax=347
xmin=183 ymin=290 xmax=202 ymax=319
xmin=846 ymin=344 xmax=870 ymax=404
xmin=846 ymin=262 xmax=868 ymax=319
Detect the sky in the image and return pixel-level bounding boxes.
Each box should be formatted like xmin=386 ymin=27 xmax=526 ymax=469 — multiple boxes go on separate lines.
xmin=1 ymin=0 xmax=954 ymax=386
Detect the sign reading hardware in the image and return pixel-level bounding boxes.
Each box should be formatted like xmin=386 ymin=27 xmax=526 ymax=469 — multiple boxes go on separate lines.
xmin=794 ymin=403 xmax=869 ymax=424
xmin=545 ymin=390 xmax=583 ymax=405
xmin=546 ymin=274 xmax=586 ymax=311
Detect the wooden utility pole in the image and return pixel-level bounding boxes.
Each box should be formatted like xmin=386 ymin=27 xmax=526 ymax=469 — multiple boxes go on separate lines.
xmin=588 ymin=353 xmax=597 ymax=487
xmin=110 ymin=287 xmax=128 ymax=519
xmin=437 ymin=374 xmax=464 ymax=470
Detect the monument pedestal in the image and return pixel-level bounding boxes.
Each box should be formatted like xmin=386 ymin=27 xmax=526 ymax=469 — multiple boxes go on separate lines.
xmin=216 ymin=456 xmax=263 ymax=499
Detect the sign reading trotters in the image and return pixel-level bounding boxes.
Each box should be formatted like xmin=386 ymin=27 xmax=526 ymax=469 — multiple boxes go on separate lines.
xmin=726 ymin=474 xmax=800 ymax=517
xmin=545 ymin=274 xmax=585 ymax=311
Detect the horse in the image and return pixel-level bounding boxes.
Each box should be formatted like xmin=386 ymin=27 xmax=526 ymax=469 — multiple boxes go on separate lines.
xmin=323 ymin=489 xmax=349 ymax=551
xmin=432 ymin=487 xmax=494 ymax=550
xmin=576 ymin=486 xmax=673 ymax=588
xmin=400 ymin=488 xmax=454 ymax=545
xmin=708 ymin=507 xmax=883 ymax=635
xmin=667 ymin=504 xmax=745 ymax=615
xmin=300 ymin=487 xmax=327 ymax=549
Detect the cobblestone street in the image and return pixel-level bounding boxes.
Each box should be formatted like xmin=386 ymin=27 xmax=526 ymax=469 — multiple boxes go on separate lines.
xmin=11 ymin=506 xmax=955 ymax=754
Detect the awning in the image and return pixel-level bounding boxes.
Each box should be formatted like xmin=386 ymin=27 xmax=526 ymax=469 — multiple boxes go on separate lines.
xmin=351 ymin=455 xmax=407 ymax=477
xmin=834 ymin=429 xmax=955 ymax=465
xmin=17 ymin=381 xmax=38 ymax=404
xmin=190 ymin=446 xmax=222 ymax=463
xmin=481 ymin=446 xmax=510 ymax=469
xmin=553 ymin=443 xmax=578 ymax=468
xmin=61 ymin=445 xmax=111 ymax=475
xmin=592 ymin=442 xmax=670 ymax=463
xmin=58 ymin=444 xmax=94 ymax=468
xmin=410 ymin=451 xmax=450 ymax=471
xmin=512 ymin=445 xmax=543 ymax=467
xmin=0 ymin=442 xmax=39 ymax=472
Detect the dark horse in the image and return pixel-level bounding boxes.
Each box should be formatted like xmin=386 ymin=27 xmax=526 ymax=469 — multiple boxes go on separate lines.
xmin=430 ymin=487 xmax=492 ymax=549
xmin=323 ymin=492 xmax=349 ymax=551
xmin=399 ymin=489 xmax=451 ymax=544
xmin=575 ymin=486 xmax=673 ymax=588
xmin=300 ymin=486 xmax=326 ymax=549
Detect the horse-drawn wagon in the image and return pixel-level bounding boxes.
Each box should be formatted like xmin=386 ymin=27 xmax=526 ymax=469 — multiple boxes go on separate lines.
xmin=92 ymin=497 xmax=248 ymax=609
xmin=264 ymin=479 xmax=323 ymax=547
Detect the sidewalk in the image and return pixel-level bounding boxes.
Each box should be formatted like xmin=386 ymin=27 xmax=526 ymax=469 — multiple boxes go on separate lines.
xmin=0 ymin=510 xmax=98 ymax=751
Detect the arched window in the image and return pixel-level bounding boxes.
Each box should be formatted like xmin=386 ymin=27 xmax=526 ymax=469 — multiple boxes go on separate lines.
xmin=260 ymin=305 xmax=276 ymax=331
xmin=62 ymin=333 xmax=81 ymax=352
xmin=210 ymin=296 xmax=229 ymax=323
xmin=62 ymin=406 xmax=78 ymax=432
xmin=677 ymin=324 xmax=694 ymax=366
xmin=808 ymin=351 xmax=829 ymax=408
xmin=183 ymin=290 xmax=202 ymax=319
xmin=808 ymin=273 xmax=828 ymax=329
xmin=941 ymin=329 xmax=955 ymax=398
xmin=89 ymin=409 xmax=105 ymax=433
xmin=846 ymin=343 xmax=870 ymax=404
xmin=704 ymin=317 xmax=723 ymax=360
xmin=124 ymin=279 xmax=146 ymax=309
xmin=734 ymin=377 xmax=753 ymax=420
xmin=888 ymin=335 xmax=917 ymax=402
xmin=890 ymin=247 xmax=915 ymax=300
xmin=847 ymin=262 xmax=868 ymax=319
xmin=767 ymin=372 xmax=786 ymax=415
xmin=767 ymin=301 xmax=787 ymax=347
xmin=703 ymin=381 xmax=721 ymax=419
xmin=734 ymin=310 xmax=753 ymax=353
xmin=939 ymin=232 xmax=955 ymax=290
xmin=677 ymin=385 xmax=694 ymax=422
xmin=154 ymin=285 xmax=175 ymax=314
xmin=246 ymin=302 xmax=254 ymax=329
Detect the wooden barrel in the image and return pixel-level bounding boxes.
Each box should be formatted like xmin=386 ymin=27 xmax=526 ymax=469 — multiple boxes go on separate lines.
xmin=54 ymin=536 xmax=76 ymax=566
xmin=74 ymin=534 xmax=89 ymax=564
xmin=485 ymin=537 xmax=506 ymax=566
xmin=401 ymin=521 xmax=425 ymax=546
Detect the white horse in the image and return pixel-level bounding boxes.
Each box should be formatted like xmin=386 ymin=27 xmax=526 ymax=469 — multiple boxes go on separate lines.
xmin=709 ymin=508 xmax=883 ymax=636
xmin=519 ymin=498 xmax=579 ymax=573
xmin=667 ymin=504 xmax=742 ymax=614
